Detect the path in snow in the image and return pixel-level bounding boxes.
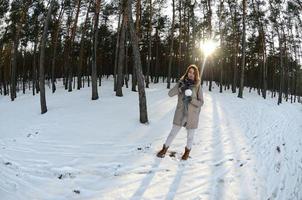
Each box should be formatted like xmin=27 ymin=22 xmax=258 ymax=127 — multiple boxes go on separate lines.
xmin=0 ymin=79 xmax=301 ymax=200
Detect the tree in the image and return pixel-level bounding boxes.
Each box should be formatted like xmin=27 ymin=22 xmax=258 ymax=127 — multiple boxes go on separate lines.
xmin=28 ymin=0 xmax=45 ymax=96
xmin=113 ymin=2 xmax=121 ymax=92
xmin=238 ymin=0 xmax=246 ymax=98
xmin=145 ymin=0 xmax=152 ymax=88
xmin=269 ymin=0 xmax=285 ymax=105
xmin=227 ymin=0 xmax=240 ymax=93
xmin=9 ymin=0 xmax=32 ymax=101
xmin=204 ymin=0 xmax=213 ymax=92
xmin=116 ymin=0 xmax=127 ymax=97
xmin=91 ymin=0 xmax=101 ymax=100
xmin=64 ymin=0 xmax=82 ymax=92
xmin=127 ymin=0 xmax=148 ymax=123
xmin=167 ymin=0 xmax=175 ymax=89
xmin=130 ymin=0 xmax=141 ymax=92
xmin=51 ymin=0 xmax=65 ymax=93
xmin=78 ymin=0 xmax=92 ymax=90
xmin=0 ymin=0 xmax=9 ymax=95
xmin=40 ymin=0 xmax=55 ymax=114
xmin=218 ymin=0 xmax=226 ymax=93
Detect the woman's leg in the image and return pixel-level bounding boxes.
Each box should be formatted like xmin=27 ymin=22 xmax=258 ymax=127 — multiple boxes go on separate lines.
xmin=164 ymin=124 xmax=182 ymax=147
xmin=181 ymin=128 xmax=196 ymax=160
xmin=186 ymin=128 xmax=195 ymax=149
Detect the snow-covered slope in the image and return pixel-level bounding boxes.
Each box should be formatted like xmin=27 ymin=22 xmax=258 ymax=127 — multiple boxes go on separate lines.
xmin=0 ymin=78 xmax=301 ymax=200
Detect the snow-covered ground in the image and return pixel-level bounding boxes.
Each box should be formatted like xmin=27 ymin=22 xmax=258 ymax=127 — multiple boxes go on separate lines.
xmin=0 ymin=78 xmax=302 ymax=200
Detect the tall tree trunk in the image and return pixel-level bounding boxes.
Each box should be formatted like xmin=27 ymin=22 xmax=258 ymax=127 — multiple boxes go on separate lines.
xmin=51 ymin=34 xmax=58 ymax=94
xmin=116 ymin=9 xmax=126 ymax=97
xmin=0 ymin=32 xmax=5 ymax=95
xmin=167 ymin=0 xmax=175 ymax=89
xmin=114 ymin=1 xmax=122 ymax=92
xmin=10 ymin=6 xmax=27 ymax=101
xmin=190 ymin=2 xmax=196 ymax=65
xmin=0 ymin=65 xmax=3 ymax=96
xmin=124 ymin=35 xmax=129 ymax=88
xmin=293 ymin=24 xmax=298 ymax=102
xmin=146 ymin=0 xmax=152 ymax=88
xmin=78 ymin=1 xmax=91 ymax=90
xmin=63 ymin=6 xmax=73 ymax=90
xmin=135 ymin=0 xmax=141 ymax=39
xmin=218 ymin=0 xmax=224 ymax=93
xmin=185 ymin=3 xmax=190 ymax=66
xmin=232 ymin=40 xmax=239 ymax=93
xmin=127 ymin=0 xmax=148 ymax=123
xmin=284 ymin=32 xmax=289 ymax=102
xmin=131 ymin=0 xmax=141 ymax=92
xmin=238 ymin=0 xmax=246 ymax=98
xmin=277 ymin=28 xmax=284 ymax=105
xmin=22 ymin=48 xmax=26 ymax=94
xmin=32 ymin=36 xmax=38 ymax=95
xmin=0 ymin=28 xmax=8 ymax=93
xmin=10 ymin=39 xmax=18 ymax=100
xmin=252 ymin=0 xmax=267 ymax=99
xmin=261 ymin=29 xmax=267 ymax=99
xmin=68 ymin=0 xmax=82 ymax=92
xmin=40 ymin=0 xmax=54 ymax=114
xmin=270 ymin=31 xmax=275 ymax=98
xmin=154 ymin=26 xmax=160 ymax=83
xmin=207 ymin=0 xmax=213 ymax=91
xmin=51 ymin=4 xmax=65 ymax=93
xmin=228 ymin=0 xmax=238 ymax=93
xmin=91 ymin=0 xmax=101 ymax=100
xmin=178 ymin=0 xmax=182 ymax=79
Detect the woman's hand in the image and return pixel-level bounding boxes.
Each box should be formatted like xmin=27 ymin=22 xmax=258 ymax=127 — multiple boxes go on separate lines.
xmin=178 ymin=80 xmax=186 ymax=93
xmin=178 ymin=80 xmax=184 ymax=88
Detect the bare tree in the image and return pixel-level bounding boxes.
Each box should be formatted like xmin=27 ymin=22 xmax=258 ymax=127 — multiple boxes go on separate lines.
xmin=238 ymin=0 xmax=246 ymax=98
xmin=40 ymin=0 xmax=55 ymax=114
xmin=167 ymin=0 xmax=175 ymax=89
xmin=116 ymin=1 xmax=127 ymax=97
xmin=91 ymin=0 xmax=102 ymax=100
xmin=127 ymin=0 xmax=148 ymax=123
xmin=145 ymin=0 xmax=152 ymax=88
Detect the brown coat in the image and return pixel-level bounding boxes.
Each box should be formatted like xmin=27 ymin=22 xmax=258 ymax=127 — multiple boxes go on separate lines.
xmin=168 ymin=82 xmax=204 ymax=129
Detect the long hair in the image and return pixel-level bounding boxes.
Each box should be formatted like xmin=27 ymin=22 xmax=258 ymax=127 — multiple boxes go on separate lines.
xmin=180 ymin=64 xmax=201 ymax=85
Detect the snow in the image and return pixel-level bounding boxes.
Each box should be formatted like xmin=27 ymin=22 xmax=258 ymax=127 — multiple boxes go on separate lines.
xmin=0 ymin=77 xmax=302 ymax=200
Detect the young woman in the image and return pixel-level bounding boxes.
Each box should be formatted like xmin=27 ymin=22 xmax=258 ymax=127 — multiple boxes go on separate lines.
xmin=156 ymin=64 xmax=204 ymax=160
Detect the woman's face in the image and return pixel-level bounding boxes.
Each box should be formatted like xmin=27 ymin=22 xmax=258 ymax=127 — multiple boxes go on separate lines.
xmin=187 ymin=68 xmax=195 ymax=81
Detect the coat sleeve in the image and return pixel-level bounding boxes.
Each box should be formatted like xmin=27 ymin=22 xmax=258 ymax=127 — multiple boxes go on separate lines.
xmin=168 ymin=83 xmax=182 ymax=97
xmin=190 ymin=86 xmax=204 ymax=107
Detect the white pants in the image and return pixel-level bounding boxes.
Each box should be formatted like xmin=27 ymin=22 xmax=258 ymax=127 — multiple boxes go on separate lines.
xmin=164 ymin=124 xmax=195 ymax=149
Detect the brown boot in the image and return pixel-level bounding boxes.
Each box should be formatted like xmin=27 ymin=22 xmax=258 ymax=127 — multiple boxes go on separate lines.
xmin=156 ymin=144 xmax=169 ymax=158
xmin=181 ymin=147 xmax=191 ymax=160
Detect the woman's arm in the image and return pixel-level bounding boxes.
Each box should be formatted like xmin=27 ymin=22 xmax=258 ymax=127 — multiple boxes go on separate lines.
xmin=168 ymin=82 xmax=182 ymax=97
xmin=190 ymin=86 xmax=204 ymax=107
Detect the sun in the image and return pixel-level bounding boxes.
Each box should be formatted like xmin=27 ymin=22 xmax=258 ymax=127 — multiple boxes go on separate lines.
xmin=200 ymin=40 xmax=219 ymax=57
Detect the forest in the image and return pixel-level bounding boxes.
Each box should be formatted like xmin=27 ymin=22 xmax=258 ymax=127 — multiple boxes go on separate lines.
xmin=0 ymin=0 xmax=301 ymax=122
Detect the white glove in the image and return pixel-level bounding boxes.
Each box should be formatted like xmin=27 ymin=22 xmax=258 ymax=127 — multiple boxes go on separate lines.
xmin=185 ymin=89 xmax=192 ymax=97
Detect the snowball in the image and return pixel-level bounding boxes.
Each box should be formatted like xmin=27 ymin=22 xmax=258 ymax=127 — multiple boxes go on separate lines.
xmin=185 ymin=89 xmax=192 ymax=96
